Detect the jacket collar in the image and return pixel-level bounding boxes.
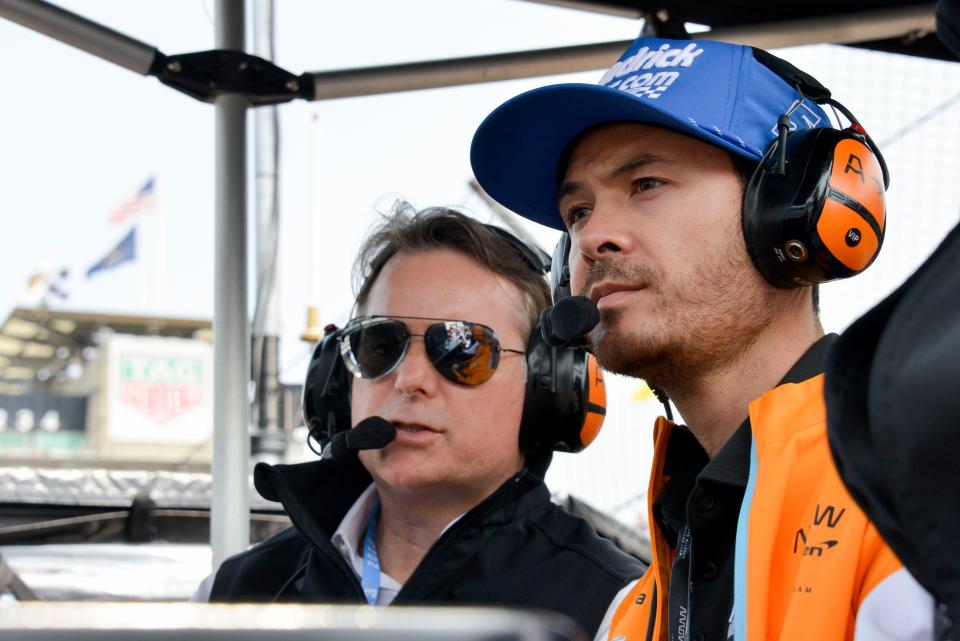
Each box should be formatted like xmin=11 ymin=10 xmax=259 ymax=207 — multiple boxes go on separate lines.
xmin=780 ymin=333 xmax=838 ymax=385
xmin=253 ymin=449 xmax=554 ymax=549
xmin=652 ymin=333 xmax=841 ymax=535
xmin=699 ymin=332 xmax=839 ymax=483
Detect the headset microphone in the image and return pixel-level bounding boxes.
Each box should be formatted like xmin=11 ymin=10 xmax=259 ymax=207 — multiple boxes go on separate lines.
xmin=539 ymin=296 xmax=600 ymax=348
xmin=323 ymin=416 xmax=397 ymax=460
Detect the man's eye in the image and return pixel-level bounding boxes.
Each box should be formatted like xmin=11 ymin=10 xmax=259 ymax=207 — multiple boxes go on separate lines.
xmin=564 ymin=206 xmax=591 ymax=227
xmin=634 ymin=178 xmax=663 ymax=193
xmin=370 ymin=342 xmax=392 ymax=357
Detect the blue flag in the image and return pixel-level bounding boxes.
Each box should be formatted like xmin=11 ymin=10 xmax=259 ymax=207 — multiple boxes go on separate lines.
xmin=86 ymin=228 xmax=137 ymax=278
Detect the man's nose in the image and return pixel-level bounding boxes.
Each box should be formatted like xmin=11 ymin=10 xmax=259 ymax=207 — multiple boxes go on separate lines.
xmin=393 ymin=337 xmax=438 ymax=397
xmin=571 ymin=198 xmax=635 ymax=276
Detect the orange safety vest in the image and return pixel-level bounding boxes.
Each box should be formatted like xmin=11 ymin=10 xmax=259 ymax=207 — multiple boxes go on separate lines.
xmin=609 ymin=374 xmax=903 ymax=641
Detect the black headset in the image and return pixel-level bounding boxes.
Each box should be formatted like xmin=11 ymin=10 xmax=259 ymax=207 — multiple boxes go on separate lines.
xmin=742 ymin=49 xmax=889 ymax=289
xmin=550 ymin=48 xmax=889 ymax=296
xmin=302 ymin=225 xmax=607 ymax=455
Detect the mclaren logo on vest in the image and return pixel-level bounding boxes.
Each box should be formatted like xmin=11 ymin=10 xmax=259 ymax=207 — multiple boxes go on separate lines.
xmin=792 ymin=503 xmax=847 ymax=557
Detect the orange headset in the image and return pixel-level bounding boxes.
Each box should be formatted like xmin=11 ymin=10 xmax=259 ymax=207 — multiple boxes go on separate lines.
xmin=302 ymin=225 xmax=607 ymax=455
xmin=742 ymin=49 xmax=889 ymax=288
xmin=550 ymin=50 xmax=890 ymax=297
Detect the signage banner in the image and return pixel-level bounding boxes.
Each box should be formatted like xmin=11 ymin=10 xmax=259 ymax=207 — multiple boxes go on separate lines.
xmin=105 ymin=334 xmax=213 ymax=445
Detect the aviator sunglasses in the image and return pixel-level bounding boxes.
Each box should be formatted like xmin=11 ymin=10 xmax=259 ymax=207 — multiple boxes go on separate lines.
xmin=338 ymin=316 xmax=526 ymax=386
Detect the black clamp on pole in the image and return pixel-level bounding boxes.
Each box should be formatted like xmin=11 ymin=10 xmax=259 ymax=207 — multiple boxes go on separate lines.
xmin=150 ymin=49 xmax=315 ymax=105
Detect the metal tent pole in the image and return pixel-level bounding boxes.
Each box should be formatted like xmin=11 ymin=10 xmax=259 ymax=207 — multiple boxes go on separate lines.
xmin=0 ymin=0 xmax=936 ymax=108
xmin=0 ymin=0 xmax=157 ymax=74
xmin=211 ymin=0 xmax=250 ymax=568
xmin=305 ymin=5 xmax=935 ymax=100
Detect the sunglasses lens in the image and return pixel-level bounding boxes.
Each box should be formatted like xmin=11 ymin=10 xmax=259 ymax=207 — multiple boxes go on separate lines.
xmin=424 ymin=321 xmax=501 ymax=385
xmin=344 ymin=320 xmax=409 ymax=378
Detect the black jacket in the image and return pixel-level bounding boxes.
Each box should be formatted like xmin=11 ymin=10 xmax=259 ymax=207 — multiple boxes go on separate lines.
xmin=210 ymin=451 xmax=645 ymax=637
xmin=825 ymin=216 xmax=960 ymax=633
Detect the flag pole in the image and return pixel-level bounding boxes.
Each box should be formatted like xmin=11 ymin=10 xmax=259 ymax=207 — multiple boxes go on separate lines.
xmin=154 ymin=181 xmax=168 ymax=312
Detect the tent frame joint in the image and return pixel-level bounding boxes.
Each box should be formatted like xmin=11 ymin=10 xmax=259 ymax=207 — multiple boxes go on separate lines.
xmin=152 ymin=49 xmax=313 ymax=104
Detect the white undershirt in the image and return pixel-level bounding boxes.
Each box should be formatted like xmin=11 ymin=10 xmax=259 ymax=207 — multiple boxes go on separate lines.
xmin=333 ymin=483 xmax=466 ymax=605
xmin=331 ymin=484 xmax=403 ymax=605
xmin=192 ymin=483 xmax=464 ymax=605
xmin=192 ymin=485 xmax=400 ymax=604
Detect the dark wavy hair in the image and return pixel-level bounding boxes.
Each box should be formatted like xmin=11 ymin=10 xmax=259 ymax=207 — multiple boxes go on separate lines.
xmin=352 ymin=201 xmax=551 ymax=337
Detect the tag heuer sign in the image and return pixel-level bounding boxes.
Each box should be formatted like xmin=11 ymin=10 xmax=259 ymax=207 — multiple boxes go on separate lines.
xmin=120 ymin=355 xmax=203 ymax=421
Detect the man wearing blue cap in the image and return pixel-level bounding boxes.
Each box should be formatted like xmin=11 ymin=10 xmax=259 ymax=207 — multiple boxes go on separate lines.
xmin=472 ymin=37 xmax=932 ymax=641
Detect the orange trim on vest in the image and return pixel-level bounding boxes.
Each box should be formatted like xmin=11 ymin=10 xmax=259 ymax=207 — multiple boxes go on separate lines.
xmin=608 ymin=417 xmax=674 ymax=641
xmin=608 ymin=376 xmax=904 ymax=641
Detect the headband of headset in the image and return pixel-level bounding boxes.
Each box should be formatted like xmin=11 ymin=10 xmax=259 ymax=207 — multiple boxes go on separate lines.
xmin=302 ymin=223 xmax=606 ymax=455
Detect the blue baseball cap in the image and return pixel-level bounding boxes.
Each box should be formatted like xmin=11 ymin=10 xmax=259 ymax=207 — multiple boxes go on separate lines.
xmin=470 ymin=37 xmax=831 ymax=230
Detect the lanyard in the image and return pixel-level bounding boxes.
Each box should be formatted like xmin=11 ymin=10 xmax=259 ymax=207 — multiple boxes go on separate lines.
xmin=361 ymin=502 xmax=382 ymax=605
xmin=668 ymin=524 xmax=693 ymax=641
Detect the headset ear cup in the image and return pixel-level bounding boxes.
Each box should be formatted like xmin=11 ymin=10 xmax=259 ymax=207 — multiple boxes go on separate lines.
xmin=815 ymin=134 xmax=886 ymax=274
xmin=743 ymin=127 xmax=886 ymax=288
xmin=301 ymin=327 xmax=352 ymax=450
xmin=519 ymin=327 xmax=606 ymax=453
xmin=742 ymin=146 xmax=781 ymax=286
xmin=578 ymin=354 xmax=606 ymax=449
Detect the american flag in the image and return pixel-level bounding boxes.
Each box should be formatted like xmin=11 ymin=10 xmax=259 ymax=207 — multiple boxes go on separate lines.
xmin=108 ymin=176 xmax=156 ymax=224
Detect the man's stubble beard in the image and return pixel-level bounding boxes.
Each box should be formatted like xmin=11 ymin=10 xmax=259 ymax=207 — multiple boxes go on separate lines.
xmin=584 ymin=239 xmax=778 ymax=397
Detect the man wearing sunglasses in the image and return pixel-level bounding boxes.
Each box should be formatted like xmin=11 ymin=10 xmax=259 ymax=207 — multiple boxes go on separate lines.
xmin=198 ymin=204 xmax=645 ymax=639
xmin=471 ymin=36 xmax=932 ymax=641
